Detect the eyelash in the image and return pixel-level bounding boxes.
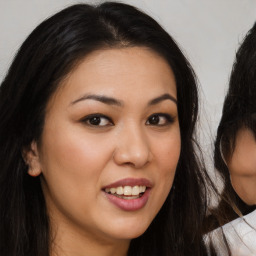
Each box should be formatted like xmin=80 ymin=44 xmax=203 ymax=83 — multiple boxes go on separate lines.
xmin=81 ymin=114 xmax=113 ymax=127
xmin=146 ymin=113 xmax=174 ymax=126
xmin=81 ymin=113 xmax=174 ymax=127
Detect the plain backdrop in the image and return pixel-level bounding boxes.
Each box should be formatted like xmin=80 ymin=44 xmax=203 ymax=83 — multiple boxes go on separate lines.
xmin=0 ymin=0 xmax=256 ymax=175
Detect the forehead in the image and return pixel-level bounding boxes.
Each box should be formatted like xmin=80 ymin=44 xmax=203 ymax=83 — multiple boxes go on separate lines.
xmin=49 ymin=46 xmax=177 ymax=108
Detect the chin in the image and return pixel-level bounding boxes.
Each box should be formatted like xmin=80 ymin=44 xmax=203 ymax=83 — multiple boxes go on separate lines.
xmin=105 ymin=218 xmax=152 ymax=240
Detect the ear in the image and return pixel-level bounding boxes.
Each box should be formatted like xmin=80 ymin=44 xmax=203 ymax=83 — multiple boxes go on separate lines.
xmin=23 ymin=141 xmax=42 ymax=177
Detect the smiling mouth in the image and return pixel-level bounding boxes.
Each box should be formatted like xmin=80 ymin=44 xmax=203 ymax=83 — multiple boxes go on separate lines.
xmin=104 ymin=185 xmax=147 ymax=199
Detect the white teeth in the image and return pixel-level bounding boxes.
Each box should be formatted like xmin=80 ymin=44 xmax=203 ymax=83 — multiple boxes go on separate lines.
xmin=139 ymin=186 xmax=146 ymax=193
xmin=116 ymin=186 xmax=123 ymax=195
xmin=124 ymin=186 xmax=132 ymax=195
xmin=132 ymin=186 xmax=140 ymax=195
xmin=105 ymin=185 xmax=147 ymax=196
xmin=110 ymin=188 xmax=116 ymax=194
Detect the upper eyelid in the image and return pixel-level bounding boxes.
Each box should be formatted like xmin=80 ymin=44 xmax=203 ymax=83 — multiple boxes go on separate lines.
xmin=148 ymin=113 xmax=174 ymax=119
xmin=81 ymin=114 xmax=113 ymax=124
xmin=80 ymin=112 xmax=175 ymax=124
xmin=82 ymin=113 xmax=111 ymax=119
xmin=146 ymin=113 xmax=175 ymax=124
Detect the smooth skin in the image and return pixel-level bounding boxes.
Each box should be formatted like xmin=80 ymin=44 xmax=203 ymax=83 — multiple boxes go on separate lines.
xmin=227 ymin=127 xmax=256 ymax=205
xmin=26 ymin=47 xmax=181 ymax=256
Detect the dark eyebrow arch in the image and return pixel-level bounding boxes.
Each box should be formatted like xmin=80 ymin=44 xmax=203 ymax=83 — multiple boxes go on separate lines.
xmin=71 ymin=94 xmax=123 ymax=106
xmin=148 ymin=93 xmax=177 ymax=106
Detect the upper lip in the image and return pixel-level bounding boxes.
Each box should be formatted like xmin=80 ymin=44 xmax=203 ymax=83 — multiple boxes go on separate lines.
xmin=103 ymin=178 xmax=153 ymax=189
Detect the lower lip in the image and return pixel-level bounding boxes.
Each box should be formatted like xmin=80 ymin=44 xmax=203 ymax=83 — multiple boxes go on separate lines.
xmin=104 ymin=189 xmax=150 ymax=211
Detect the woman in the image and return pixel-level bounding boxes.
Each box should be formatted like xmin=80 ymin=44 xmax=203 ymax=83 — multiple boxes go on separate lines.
xmin=208 ymin=22 xmax=256 ymax=255
xmin=0 ymin=2 xmax=212 ymax=256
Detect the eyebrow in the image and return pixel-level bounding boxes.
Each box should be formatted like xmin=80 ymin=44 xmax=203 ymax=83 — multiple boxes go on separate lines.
xmin=71 ymin=94 xmax=123 ymax=106
xmin=148 ymin=93 xmax=177 ymax=105
xmin=70 ymin=93 xmax=177 ymax=107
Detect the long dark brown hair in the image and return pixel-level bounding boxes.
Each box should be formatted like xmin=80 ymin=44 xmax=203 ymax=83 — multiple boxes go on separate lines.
xmin=211 ymin=22 xmax=256 ymax=230
xmin=0 ymin=2 xmax=213 ymax=255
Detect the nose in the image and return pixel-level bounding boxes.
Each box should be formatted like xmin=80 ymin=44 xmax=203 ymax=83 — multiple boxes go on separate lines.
xmin=113 ymin=124 xmax=151 ymax=169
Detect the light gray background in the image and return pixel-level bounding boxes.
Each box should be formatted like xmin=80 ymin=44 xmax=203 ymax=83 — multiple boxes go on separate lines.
xmin=0 ymin=0 xmax=256 ymax=173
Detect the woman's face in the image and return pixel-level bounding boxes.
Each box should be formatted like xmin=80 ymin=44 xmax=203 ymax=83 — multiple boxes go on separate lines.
xmin=29 ymin=47 xmax=180 ymax=244
xmin=227 ymin=127 xmax=256 ymax=205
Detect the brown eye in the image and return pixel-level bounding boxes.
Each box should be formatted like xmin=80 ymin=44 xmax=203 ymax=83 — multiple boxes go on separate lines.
xmin=82 ymin=114 xmax=113 ymax=127
xmin=146 ymin=113 xmax=174 ymax=126
xmin=148 ymin=115 xmax=160 ymax=125
xmin=89 ymin=116 xmax=101 ymax=125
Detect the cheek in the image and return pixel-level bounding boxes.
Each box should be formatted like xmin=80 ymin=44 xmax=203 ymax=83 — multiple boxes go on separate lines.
xmin=152 ymin=129 xmax=181 ymax=189
xmin=228 ymin=130 xmax=256 ymax=176
xmin=157 ymin=129 xmax=180 ymax=168
xmin=39 ymin=124 xmax=114 ymax=196
xmin=38 ymin=125 xmax=117 ymax=229
xmin=228 ymin=149 xmax=256 ymax=176
xmin=145 ymin=129 xmax=180 ymax=220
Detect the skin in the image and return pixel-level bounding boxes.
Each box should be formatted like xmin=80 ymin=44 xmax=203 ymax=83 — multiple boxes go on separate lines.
xmin=227 ymin=127 xmax=256 ymax=205
xmin=26 ymin=47 xmax=181 ymax=256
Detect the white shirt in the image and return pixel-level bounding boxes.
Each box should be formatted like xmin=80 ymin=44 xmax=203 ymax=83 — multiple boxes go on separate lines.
xmin=205 ymin=210 xmax=256 ymax=256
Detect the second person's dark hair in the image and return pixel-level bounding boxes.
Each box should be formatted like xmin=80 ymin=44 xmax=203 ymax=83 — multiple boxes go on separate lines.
xmin=213 ymin=22 xmax=256 ymax=227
